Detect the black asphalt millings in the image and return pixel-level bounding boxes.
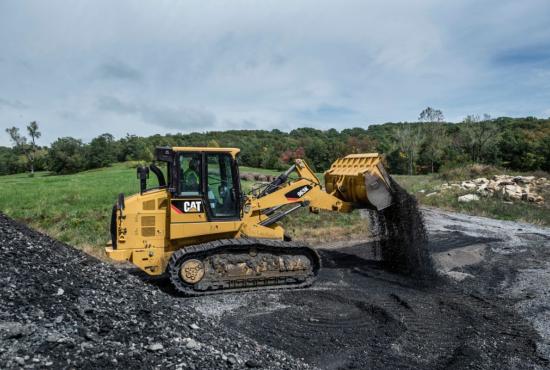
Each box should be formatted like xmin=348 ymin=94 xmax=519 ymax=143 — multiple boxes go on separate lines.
xmin=369 ymin=177 xmax=438 ymax=280
xmin=0 ymin=213 xmax=306 ymax=370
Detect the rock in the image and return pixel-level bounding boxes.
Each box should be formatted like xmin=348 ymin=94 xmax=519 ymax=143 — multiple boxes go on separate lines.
xmin=184 ymin=338 xmax=200 ymax=350
xmin=14 ymin=357 xmax=25 ymax=365
xmin=147 ymin=343 xmax=164 ymax=352
xmin=513 ymin=176 xmax=535 ymax=184
xmin=473 ymin=177 xmax=489 ymax=184
xmin=226 ymin=354 xmax=238 ymax=365
xmin=189 ymin=323 xmax=200 ymax=330
xmin=245 ymin=359 xmax=262 ymax=368
xmin=56 ymin=288 xmax=64 ymax=296
xmin=445 ymin=271 xmax=475 ymax=281
xmin=46 ymin=334 xmax=64 ymax=343
xmin=461 ymin=181 xmax=477 ymax=189
xmin=418 ymin=189 xmax=425 ymax=193
xmin=425 ymin=192 xmax=438 ymax=197
xmin=81 ymin=342 xmax=94 ymax=350
xmin=458 ymin=194 xmax=480 ymax=203
xmin=0 ymin=322 xmax=27 ymax=339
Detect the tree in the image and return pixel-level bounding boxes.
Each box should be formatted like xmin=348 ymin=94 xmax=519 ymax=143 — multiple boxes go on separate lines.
xmin=459 ymin=114 xmax=499 ymax=163
xmin=418 ymin=107 xmax=447 ymax=173
xmin=119 ymin=134 xmax=153 ymax=162
xmin=26 ymin=121 xmax=41 ymax=174
xmin=5 ymin=122 xmax=41 ymax=175
xmin=5 ymin=126 xmax=31 ymax=175
xmin=87 ymin=133 xmax=116 ymax=169
xmin=207 ymin=139 xmax=220 ymax=148
xmin=47 ymin=137 xmax=87 ymax=174
xmin=394 ymin=123 xmax=424 ymax=175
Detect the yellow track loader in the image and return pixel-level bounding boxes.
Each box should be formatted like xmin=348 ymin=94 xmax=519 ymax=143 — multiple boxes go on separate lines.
xmin=106 ymin=147 xmax=393 ymax=295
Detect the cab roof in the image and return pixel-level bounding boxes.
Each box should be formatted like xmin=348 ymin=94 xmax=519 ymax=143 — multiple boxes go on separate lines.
xmin=172 ymin=146 xmax=240 ymax=158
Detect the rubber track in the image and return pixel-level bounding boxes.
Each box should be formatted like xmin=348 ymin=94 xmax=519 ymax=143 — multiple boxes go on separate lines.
xmin=167 ymin=238 xmax=321 ymax=296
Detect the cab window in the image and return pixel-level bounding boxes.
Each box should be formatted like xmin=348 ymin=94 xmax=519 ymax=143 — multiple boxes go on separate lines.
xmin=206 ymin=153 xmax=239 ymax=218
xmin=179 ymin=153 xmax=201 ymax=196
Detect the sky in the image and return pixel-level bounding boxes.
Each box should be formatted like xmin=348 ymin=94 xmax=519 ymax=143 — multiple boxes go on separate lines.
xmin=1 ymin=0 xmax=550 ymax=146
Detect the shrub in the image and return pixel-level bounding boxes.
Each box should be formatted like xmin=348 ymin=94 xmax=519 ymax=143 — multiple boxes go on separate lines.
xmin=439 ymin=163 xmax=501 ymax=181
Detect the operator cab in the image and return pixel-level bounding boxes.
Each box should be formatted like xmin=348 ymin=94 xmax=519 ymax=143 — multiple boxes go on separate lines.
xmin=155 ymin=147 xmax=242 ymax=221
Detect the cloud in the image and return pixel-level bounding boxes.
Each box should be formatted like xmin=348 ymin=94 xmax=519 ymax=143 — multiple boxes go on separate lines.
xmin=97 ymin=96 xmax=216 ymax=130
xmin=95 ymin=61 xmax=142 ymax=81
xmin=294 ymin=104 xmax=358 ymax=122
xmin=96 ymin=96 xmax=137 ymax=114
xmin=493 ymin=44 xmax=550 ymax=66
xmin=0 ymin=98 xmax=28 ymax=110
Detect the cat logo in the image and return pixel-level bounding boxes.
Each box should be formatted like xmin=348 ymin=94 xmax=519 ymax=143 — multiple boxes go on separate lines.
xmin=183 ymin=201 xmax=202 ymax=213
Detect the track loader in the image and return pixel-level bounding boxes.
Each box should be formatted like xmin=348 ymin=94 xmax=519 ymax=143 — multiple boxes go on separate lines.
xmin=106 ymin=147 xmax=393 ymax=295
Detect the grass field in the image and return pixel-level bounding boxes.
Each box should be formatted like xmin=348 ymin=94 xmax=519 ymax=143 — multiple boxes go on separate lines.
xmin=0 ymin=164 xmax=547 ymax=257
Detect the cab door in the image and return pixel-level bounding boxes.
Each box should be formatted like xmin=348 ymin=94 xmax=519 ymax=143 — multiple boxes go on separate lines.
xmin=204 ymin=152 xmax=241 ymax=220
xmin=169 ymin=151 xmax=241 ymax=241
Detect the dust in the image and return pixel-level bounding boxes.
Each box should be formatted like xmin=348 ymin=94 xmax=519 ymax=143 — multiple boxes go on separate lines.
xmin=369 ymin=177 xmax=438 ymax=280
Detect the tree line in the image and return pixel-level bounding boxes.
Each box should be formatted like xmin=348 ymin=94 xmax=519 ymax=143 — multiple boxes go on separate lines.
xmin=2 ymin=110 xmax=549 ymax=176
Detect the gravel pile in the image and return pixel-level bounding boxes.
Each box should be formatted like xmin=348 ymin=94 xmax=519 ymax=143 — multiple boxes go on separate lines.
xmin=0 ymin=213 xmax=305 ymax=369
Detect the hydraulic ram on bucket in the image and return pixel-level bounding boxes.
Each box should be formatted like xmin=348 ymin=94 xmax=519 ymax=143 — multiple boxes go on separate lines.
xmin=324 ymin=153 xmax=394 ymax=211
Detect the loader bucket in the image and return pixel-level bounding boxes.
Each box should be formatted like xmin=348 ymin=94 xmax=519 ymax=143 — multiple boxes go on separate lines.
xmin=324 ymin=153 xmax=393 ymax=211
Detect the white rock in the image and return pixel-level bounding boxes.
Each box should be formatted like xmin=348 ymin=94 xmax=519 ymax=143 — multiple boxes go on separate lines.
xmin=14 ymin=357 xmax=25 ymax=365
xmin=189 ymin=323 xmax=200 ymax=330
xmin=56 ymin=288 xmax=64 ymax=296
xmin=446 ymin=271 xmax=475 ymax=281
xmin=184 ymin=338 xmax=200 ymax=350
xmin=458 ymin=194 xmax=480 ymax=202
xmin=426 ymin=192 xmax=438 ymax=197
xmin=148 ymin=343 xmax=164 ymax=351
xmin=473 ymin=177 xmax=489 ymax=184
xmin=461 ymin=182 xmax=477 ymax=189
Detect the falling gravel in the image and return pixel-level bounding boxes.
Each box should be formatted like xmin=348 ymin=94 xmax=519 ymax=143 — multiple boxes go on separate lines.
xmin=370 ymin=177 xmax=437 ymax=279
xmin=0 ymin=213 xmax=306 ymax=369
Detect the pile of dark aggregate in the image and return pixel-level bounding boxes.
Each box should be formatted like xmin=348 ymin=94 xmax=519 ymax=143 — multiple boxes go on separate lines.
xmin=369 ymin=177 xmax=438 ymax=280
xmin=0 ymin=213 xmax=306 ymax=369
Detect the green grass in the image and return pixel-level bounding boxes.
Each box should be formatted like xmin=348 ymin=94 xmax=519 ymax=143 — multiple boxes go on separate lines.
xmin=0 ymin=166 xmax=547 ymax=258
xmin=0 ymin=163 xmax=143 ymax=253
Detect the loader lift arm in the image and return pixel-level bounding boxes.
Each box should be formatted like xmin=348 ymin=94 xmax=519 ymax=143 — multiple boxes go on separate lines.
xmin=246 ymin=154 xmax=393 ymax=229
